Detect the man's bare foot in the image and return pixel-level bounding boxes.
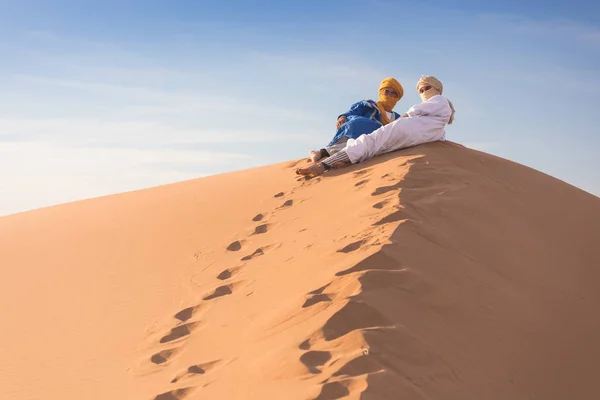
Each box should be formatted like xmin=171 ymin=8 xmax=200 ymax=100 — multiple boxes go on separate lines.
xmin=309 ymin=150 xmax=322 ymax=162
xmin=296 ymin=162 xmax=326 ymax=176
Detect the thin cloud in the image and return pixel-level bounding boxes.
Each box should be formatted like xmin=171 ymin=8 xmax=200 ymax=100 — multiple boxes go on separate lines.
xmin=13 ymin=74 xmax=322 ymax=122
xmin=0 ymin=117 xmax=322 ymax=145
xmin=475 ymin=13 xmax=600 ymax=46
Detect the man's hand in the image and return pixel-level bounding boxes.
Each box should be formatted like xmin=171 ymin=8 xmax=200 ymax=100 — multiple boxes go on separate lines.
xmin=336 ymin=116 xmax=347 ymax=129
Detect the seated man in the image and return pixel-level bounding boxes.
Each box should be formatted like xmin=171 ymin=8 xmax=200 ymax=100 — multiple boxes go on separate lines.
xmin=309 ymin=77 xmax=404 ymax=162
xmin=297 ymin=75 xmax=456 ymax=176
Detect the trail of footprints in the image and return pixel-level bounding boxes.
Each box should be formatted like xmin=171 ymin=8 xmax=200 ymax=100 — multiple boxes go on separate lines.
xmin=294 ymin=278 xmax=386 ymax=400
xmin=149 ymin=166 xmax=408 ymax=399
xmin=144 ymin=265 xmax=245 ymax=398
xmin=280 ymin=163 xmax=412 ymax=399
xmin=170 ymin=360 xmax=221 ymax=384
xmin=146 ymin=283 xmax=234 ymax=399
xmin=148 ymin=189 xmax=300 ymax=399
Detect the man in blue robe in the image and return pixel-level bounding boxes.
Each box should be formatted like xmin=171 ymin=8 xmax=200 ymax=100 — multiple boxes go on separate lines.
xmin=310 ymin=77 xmax=404 ymax=162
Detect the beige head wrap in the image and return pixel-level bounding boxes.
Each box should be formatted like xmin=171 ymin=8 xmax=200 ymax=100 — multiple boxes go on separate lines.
xmin=416 ymin=75 xmax=455 ymax=124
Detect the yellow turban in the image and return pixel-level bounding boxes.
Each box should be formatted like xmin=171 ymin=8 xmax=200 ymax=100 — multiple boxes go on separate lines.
xmin=416 ymin=75 xmax=455 ymax=124
xmin=377 ymin=77 xmax=404 ymax=125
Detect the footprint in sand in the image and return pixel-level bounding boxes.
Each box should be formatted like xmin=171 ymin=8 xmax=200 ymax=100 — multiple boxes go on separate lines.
xmin=274 ymin=192 xmax=285 ymax=198
xmin=241 ymin=248 xmax=264 ymax=261
xmin=253 ymin=224 xmax=269 ymax=235
xmin=202 ymin=280 xmax=251 ymax=301
xmin=216 ymin=266 xmax=242 ymax=281
xmin=252 ymin=213 xmax=264 ymax=222
xmin=170 ymin=360 xmax=221 ymax=383
xmin=159 ymin=322 xmax=200 ymax=344
xmin=174 ymin=305 xmax=202 ymax=323
xmin=226 ymin=241 xmax=242 ymax=251
xmin=354 ymin=179 xmax=369 ymax=187
xmin=153 ymin=387 xmax=192 ymax=400
xmin=278 ymin=199 xmax=293 ymax=208
xmin=202 ymin=284 xmax=233 ymax=300
xmin=150 ymin=348 xmax=180 ymax=365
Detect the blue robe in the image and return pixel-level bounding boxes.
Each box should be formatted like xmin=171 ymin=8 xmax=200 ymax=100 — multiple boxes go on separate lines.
xmin=327 ymin=99 xmax=401 ymax=146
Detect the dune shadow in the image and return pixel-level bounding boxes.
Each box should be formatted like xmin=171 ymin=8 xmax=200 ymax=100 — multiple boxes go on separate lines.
xmin=320 ymin=301 xmax=392 ymax=342
xmin=302 ymin=293 xmax=332 ymax=308
xmin=338 ymin=240 xmax=366 ymax=253
xmin=314 ymin=381 xmax=350 ymax=400
xmin=300 ymin=350 xmax=332 ymax=374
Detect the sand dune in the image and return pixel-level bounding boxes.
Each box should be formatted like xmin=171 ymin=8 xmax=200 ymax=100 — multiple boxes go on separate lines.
xmin=1 ymin=141 xmax=599 ymax=400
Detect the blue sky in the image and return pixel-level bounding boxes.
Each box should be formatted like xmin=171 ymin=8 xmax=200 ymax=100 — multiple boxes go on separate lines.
xmin=1 ymin=0 xmax=598 ymax=215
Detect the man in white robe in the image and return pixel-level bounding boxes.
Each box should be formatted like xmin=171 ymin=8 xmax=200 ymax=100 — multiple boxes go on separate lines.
xmin=296 ymin=75 xmax=455 ymax=176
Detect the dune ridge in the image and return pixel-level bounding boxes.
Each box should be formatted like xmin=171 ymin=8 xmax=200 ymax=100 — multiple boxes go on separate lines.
xmin=1 ymin=142 xmax=599 ymax=400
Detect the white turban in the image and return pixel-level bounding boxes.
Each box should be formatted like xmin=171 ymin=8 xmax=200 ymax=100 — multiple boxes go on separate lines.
xmin=416 ymin=75 xmax=455 ymax=124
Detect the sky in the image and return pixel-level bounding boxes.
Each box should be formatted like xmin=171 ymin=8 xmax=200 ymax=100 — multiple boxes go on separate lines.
xmin=1 ymin=0 xmax=599 ymax=215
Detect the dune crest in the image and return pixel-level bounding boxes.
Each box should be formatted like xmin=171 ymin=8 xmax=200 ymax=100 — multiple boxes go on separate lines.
xmin=2 ymin=142 xmax=600 ymax=399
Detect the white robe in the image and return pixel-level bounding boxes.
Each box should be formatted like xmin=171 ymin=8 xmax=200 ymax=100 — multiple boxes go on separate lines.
xmin=344 ymin=95 xmax=452 ymax=164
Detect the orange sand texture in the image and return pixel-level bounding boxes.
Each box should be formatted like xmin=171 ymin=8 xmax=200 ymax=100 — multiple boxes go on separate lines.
xmin=2 ymin=142 xmax=600 ymax=399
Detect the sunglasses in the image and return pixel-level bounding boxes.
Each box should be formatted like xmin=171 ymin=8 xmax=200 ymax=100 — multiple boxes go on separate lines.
xmin=382 ymin=88 xmax=399 ymax=98
xmin=418 ymin=85 xmax=432 ymax=94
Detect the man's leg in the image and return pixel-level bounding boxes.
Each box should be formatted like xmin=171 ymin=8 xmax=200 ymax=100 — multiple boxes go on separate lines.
xmin=297 ymin=120 xmax=411 ymax=176
xmin=325 ymin=137 xmax=349 ymax=156
xmin=309 ymin=138 xmax=349 ymax=162
xmin=343 ymin=119 xmax=403 ymax=164
xmin=309 ymin=148 xmax=330 ymax=163
xmin=296 ymin=150 xmax=352 ymax=176
xmin=322 ymin=150 xmax=352 ymax=169
xmin=298 ymin=122 xmax=399 ymax=176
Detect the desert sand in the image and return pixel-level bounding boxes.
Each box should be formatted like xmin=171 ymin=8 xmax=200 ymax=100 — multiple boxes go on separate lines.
xmin=1 ymin=141 xmax=600 ymax=400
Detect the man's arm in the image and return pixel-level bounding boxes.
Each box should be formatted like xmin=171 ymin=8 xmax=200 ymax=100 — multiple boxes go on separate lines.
xmin=406 ymin=96 xmax=451 ymax=119
xmin=337 ymin=100 xmax=375 ymax=128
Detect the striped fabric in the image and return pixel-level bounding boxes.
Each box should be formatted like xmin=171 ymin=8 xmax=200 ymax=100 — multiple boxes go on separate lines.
xmin=322 ymin=150 xmax=351 ymax=170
